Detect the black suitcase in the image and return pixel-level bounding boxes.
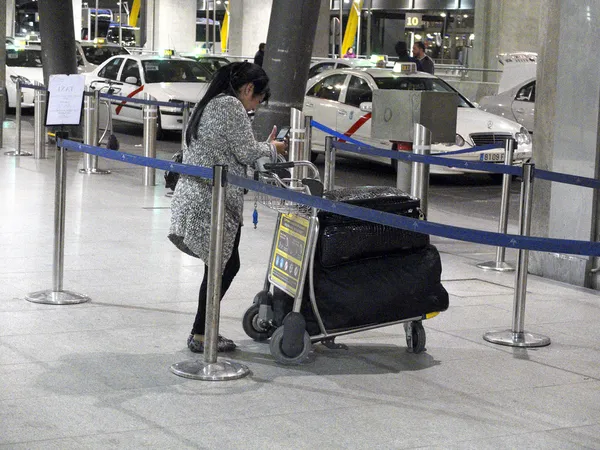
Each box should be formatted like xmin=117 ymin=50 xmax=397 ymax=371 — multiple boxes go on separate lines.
xmin=318 ymin=186 xmax=429 ymax=267
xmin=273 ymin=244 xmax=449 ymax=335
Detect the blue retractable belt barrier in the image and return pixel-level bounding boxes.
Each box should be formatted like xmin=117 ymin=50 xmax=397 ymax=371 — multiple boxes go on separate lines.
xmin=332 ymin=140 xmax=522 ymax=176
xmin=20 ymin=83 xmax=47 ymax=91
xmin=310 ymin=120 xmax=504 ymax=156
xmin=99 ymin=93 xmax=185 ymax=109
xmin=59 ymin=139 xmax=213 ymax=180
xmin=58 ymin=138 xmax=600 ymax=257
xmin=535 ymin=168 xmax=600 ymax=191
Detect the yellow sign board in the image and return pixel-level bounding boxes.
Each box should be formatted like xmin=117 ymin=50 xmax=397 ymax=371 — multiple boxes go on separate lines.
xmin=269 ymin=214 xmax=310 ymax=297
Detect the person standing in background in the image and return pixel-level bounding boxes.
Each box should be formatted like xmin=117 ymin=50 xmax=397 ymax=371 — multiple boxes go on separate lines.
xmin=412 ymin=41 xmax=435 ymax=74
xmin=254 ymin=43 xmax=265 ymax=67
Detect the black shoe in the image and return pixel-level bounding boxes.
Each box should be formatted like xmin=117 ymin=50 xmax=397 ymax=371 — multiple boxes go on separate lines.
xmin=187 ymin=334 xmax=237 ymax=353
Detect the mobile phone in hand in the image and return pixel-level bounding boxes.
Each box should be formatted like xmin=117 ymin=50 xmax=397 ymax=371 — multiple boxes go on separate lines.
xmin=276 ymin=126 xmax=290 ymax=141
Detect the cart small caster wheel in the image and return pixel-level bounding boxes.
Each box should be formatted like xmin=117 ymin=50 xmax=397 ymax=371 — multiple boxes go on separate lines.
xmin=405 ymin=321 xmax=426 ymax=354
xmin=269 ymin=327 xmax=312 ymax=365
xmin=242 ymin=304 xmax=271 ymax=342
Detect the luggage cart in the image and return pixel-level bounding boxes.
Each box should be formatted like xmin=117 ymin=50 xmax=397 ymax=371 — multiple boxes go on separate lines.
xmin=243 ymin=161 xmax=448 ymax=365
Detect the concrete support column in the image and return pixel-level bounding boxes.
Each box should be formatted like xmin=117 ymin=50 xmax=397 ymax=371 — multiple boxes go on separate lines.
xmin=72 ymin=0 xmax=82 ymax=41
xmin=6 ymin=0 xmax=14 ymax=36
xmin=472 ymin=0 xmax=543 ymax=78
xmin=530 ymin=0 xmax=600 ymax=288
xmin=153 ymin=0 xmax=196 ymax=53
xmin=313 ymin=0 xmax=330 ymax=57
xmin=228 ymin=0 xmax=244 ymax=56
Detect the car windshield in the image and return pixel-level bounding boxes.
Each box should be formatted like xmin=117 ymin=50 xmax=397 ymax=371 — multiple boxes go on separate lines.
xmin=83 ymin=45 xmax=129 ymax=65
xmin=142 ymin=59 xmax=213 ymax=83
xmin=373 ymin=76 xmax=473 ymax=107
xmin=6 ymin=48 xmax=42 ymax=67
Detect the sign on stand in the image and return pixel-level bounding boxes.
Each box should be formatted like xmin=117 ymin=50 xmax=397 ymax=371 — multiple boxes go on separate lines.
xmin=269 ymin=214 xmax=310 ymax=297
xmin=45 ymin=74 xmax=85 ymax=127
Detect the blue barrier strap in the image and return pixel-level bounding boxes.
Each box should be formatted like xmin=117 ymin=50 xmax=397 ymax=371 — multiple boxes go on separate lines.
xmin=332 ymin=140 xmax=522 ymax=176
xmin=310 ymin=119 xmax=374 ymax=147
xmin=99 ymin=93 xmax=185 ymax=109
xmin=58 ymin=138 xmax=600 ymax=257
xmin=20 ymin=83 xmax=46 ymax=91
xmin=58 ymin=139 xmax=213 ymax=180
xmin=442 ymin=143 xmax=504 ymax=155
xmin=229 ymin=173 xmax=600 ymax=257
xmin=311 ymin=119 xmax=505 ymax=155
xmin=535 ymin=168 xmax=600 ymax=191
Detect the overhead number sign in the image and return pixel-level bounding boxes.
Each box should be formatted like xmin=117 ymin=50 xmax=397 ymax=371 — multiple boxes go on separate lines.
xmin=405 ymin=13 xmax=422 ymax=28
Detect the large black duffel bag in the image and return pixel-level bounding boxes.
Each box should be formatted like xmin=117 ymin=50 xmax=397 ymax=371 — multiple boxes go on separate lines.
xmin=318 ymin=186 xmax=429 ymax=267
xmin=273 ymin=244 xmax=449 ymax=335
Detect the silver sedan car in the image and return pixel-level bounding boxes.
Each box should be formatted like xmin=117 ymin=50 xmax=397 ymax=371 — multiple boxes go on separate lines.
xmin=478 ymin=78 xmax=536 ymax=134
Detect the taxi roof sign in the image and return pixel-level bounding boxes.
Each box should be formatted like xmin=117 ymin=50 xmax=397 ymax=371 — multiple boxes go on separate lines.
xmin=392 ymin=62 xmax=417 ymax=74
xmin=162 ymin=49 xmax=175 ymax=57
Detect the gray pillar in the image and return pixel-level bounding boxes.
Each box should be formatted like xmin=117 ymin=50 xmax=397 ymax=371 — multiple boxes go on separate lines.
xmin=0 ymin=0 xmax=6 ymax=148
xmin=472 ymin=0 xmax=544 ymax=79
xmin=38 ymin=0 xmax=80 ymax=138
xmin=6 ymin=0 xmax=14 ymax=36
xmin=312 ymin=0 xmax=330 ymax=58
xmin=529 ymin=0 xmax=600 ymax=288
xmin=253 ymin=0 xmax=322 ymax=138
xmin=228 ymin=0 xmax=243 ymax=56
xmin=154 ymin=0 xmax=195 ymax=52
xmin=38 ymin=0 xmax=79 ymax=85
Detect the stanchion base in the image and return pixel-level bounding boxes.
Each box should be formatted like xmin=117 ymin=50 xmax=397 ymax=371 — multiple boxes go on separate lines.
xmin=26 ymin=289 xmax=91 ymax=305
xmin=4 ymin=150 xmax=33 ymax=156
xmin=477 ymin=261 xmax=515 ymax=272
xmin=483 ymin=330 xmax=551 ymax=348
xmin=79 ymin=168 xmax=111 ymax=175
xmin=170 ymin=358 xmax=250 ymax=381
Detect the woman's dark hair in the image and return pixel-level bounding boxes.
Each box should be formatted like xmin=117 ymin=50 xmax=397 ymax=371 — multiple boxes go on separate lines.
xmin=185 ymin=61 xmax=270 ymax=146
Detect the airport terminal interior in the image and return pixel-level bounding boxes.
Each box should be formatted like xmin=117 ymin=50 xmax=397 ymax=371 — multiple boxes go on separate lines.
xmin=2 ymin=0 xmax=600 ymax=448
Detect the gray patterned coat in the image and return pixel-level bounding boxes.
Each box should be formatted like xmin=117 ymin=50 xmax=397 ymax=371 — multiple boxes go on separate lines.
xmin=168 ymin=94 xmax=275 ymax=270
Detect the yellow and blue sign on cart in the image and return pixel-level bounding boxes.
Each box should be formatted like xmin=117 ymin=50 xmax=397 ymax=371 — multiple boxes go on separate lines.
xmin=269 ymin=214 xmax=310 ymax=297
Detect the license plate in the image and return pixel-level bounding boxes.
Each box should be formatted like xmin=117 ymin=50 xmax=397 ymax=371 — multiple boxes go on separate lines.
xmin=480 ymin=153 xmax=505 ymax=163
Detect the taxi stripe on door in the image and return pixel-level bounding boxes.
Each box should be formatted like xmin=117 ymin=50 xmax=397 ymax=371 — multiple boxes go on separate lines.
xmin=339 ymin=112 xmax=371 ymax=142
xmin=115 ymin=85 xmax=145 ymax=115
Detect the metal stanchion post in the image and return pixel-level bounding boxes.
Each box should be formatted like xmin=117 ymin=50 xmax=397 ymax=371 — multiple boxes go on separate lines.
xmin=483 ymin=163 xmax=550 ymax=348
xmin=5 ymin=81 xmax=32 ymax=156
xmin=478 ymin=139 xmax=516 ymax=272
xmin=142 ymin=93 xmax=157 ymax=186
xmin=180 ymin=101 xmax=190 ymax=150
xmin=33 ymin=87 xmax=47 ymax=159
xmin=410 ymin=123 xmax=431 ymax=217
xmin=303 ymin=115 xmax=312 ymax=161
xmin=396 ymin=143 xmax=412 ymax=193
xmin=170 ymin=165 xmax=250 ymax=381
xmin=323 ymin=136 xmax=336 ymax=192
xmin=26 ymin=132 xmax=91 ymax=305
xmin=80 ymin=90 xmax=110 ymax=174
xmin=289 ymin=108 xmax=305 ymax=183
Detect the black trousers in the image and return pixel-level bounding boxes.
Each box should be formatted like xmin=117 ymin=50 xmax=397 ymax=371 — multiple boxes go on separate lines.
xmin=192 ymin=226 xmax=242 ymax=335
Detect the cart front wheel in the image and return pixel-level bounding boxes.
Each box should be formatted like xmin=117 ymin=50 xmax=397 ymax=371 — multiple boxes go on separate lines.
xmin=242 ymin=304 xmax=271 ymax=342
xmin=405 ymin=321 xmax=426 ymax=354
xmin=269 ymin=327 xmax=312 ymax=365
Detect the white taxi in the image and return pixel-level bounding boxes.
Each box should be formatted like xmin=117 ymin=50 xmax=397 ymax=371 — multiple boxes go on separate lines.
xmin=304 ymin=65 xmax=532 ymax=175
xmin=76 ymin=39 xmax=130 ymax=73
xmin=4 ymin=44 xmax=44 ymax=111
xmin=85 ymin=53 xmax=213 ymax=138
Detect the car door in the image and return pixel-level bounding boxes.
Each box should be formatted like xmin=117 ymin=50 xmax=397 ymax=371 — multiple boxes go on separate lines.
xmin=307 ymin=62 xmax=336 ymax=80
xmin=90 ymin=56 xmax=125 ymax=125
xmin=117 ymin=58 xmax=144 ymax=123
xmin=303 ymin=73 xmax=349 ymax=150
xmin=336 ymin=75 xmax=375 ymax=146
xmin=511 ymin=80 xmax=535 ymax=132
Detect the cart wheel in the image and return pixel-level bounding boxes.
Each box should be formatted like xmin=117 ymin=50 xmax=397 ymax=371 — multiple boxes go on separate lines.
xmin=269 ymin=327 xmax=312 ymax=365
xmin=242 ymin=304 xmax=271 ymax=342
xmin=406 ymin=321 xmax=426 ymax=354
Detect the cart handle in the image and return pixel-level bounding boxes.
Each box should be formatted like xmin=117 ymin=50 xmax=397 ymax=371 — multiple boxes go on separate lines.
xmin=263 ymin=161 xmax=320 ymax=180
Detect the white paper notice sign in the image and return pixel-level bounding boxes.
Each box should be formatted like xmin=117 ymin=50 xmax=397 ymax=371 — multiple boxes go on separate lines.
xmin=45 ymin=74 xmax=85 ymax=126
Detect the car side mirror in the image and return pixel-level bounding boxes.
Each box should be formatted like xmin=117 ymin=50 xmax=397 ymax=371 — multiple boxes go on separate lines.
xmin=359 ymin=102 xmax=372 ymax=112
xmin=125 ymin=76 xmax=139 ymax=85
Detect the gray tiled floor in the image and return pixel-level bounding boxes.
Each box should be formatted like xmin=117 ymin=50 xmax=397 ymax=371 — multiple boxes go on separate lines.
xmin=2 ymin=122 xmax=600 ymax=449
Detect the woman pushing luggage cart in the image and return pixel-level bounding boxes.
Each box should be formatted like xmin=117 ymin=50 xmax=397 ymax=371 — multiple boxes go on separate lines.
xmin=243 ymin=160 xmax=449 ymax=365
